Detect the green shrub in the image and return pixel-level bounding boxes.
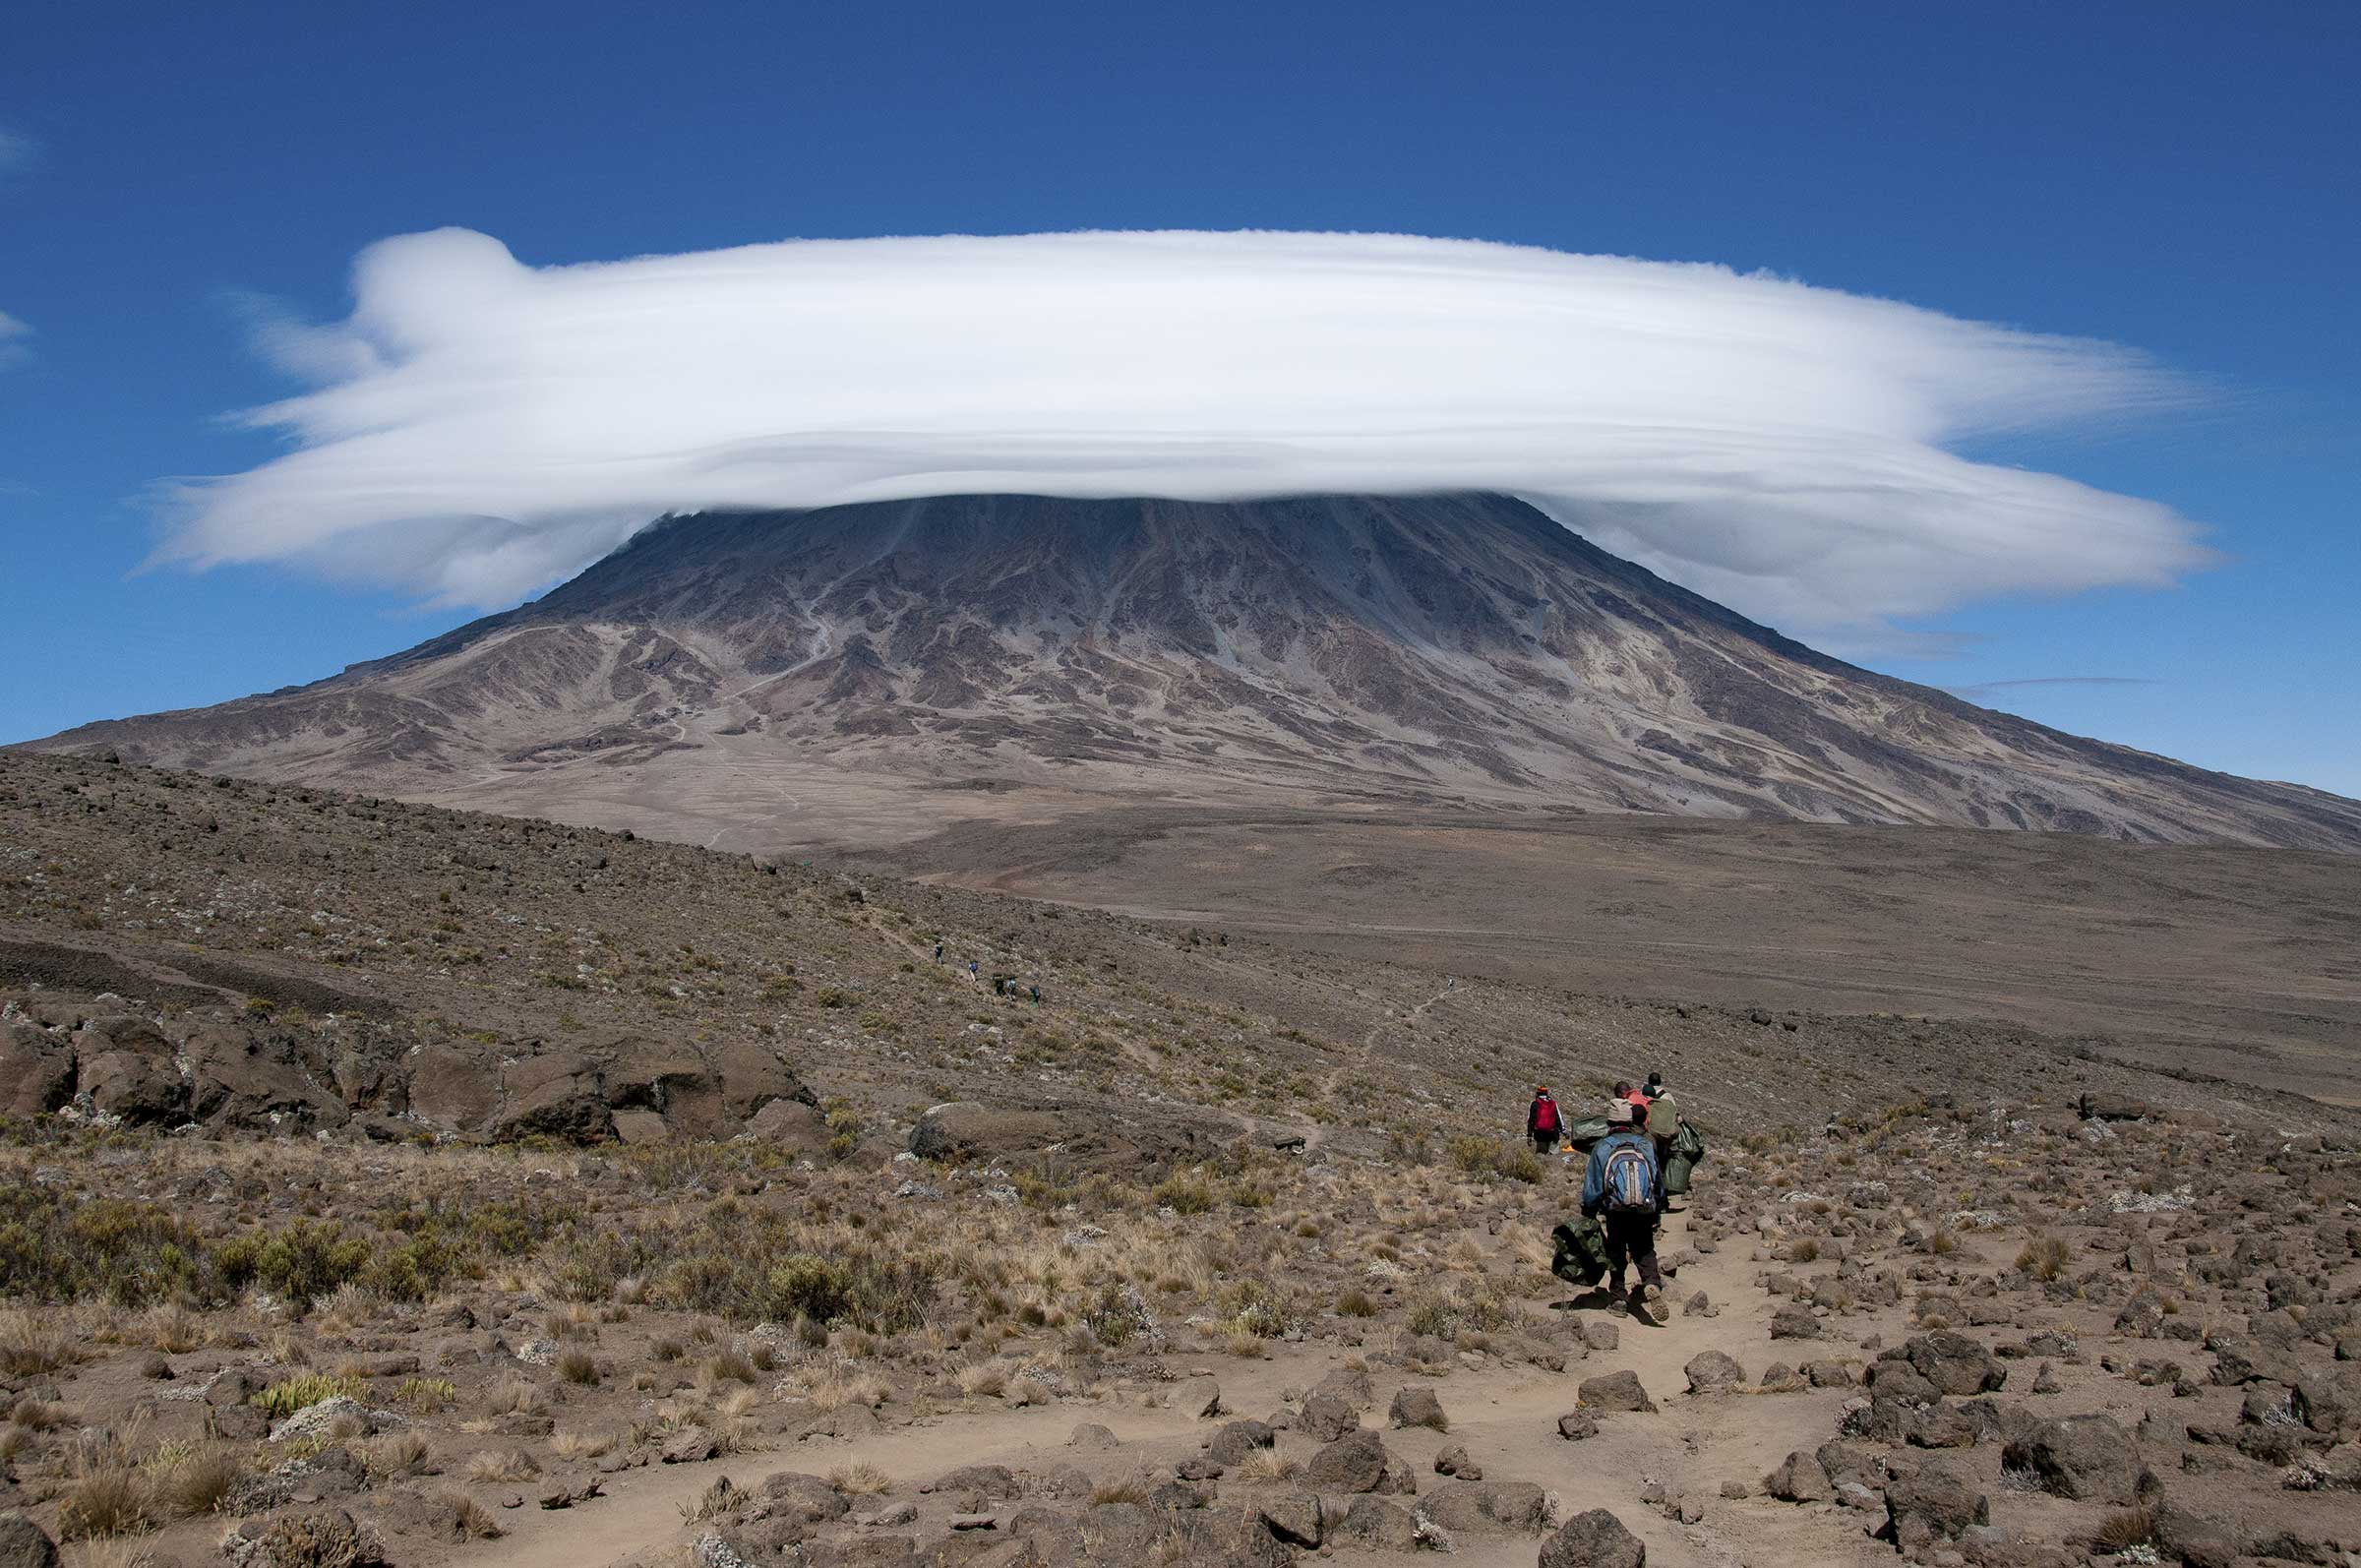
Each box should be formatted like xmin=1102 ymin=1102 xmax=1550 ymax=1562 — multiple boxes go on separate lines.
xmin=213 ymin=1220 xmax=372 ymax=1307
xmin=0 ymin=1179 xmax=211 ymax=1306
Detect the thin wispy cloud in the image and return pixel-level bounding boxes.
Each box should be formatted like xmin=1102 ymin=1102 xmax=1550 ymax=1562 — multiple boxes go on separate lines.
xmin=1946 ymin=676 xmax=2160 ymax=703
xmin=0 ymin=127 xmax=35 ymax=177
xmin=161 ymin=228 xmax=2212 ymax=639
xmin=0 ymin=309 xmax=31 ymax=371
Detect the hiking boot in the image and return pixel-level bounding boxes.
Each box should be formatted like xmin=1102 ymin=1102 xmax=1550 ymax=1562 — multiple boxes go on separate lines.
xmin=1627 ymin=1293 xmax=1658 ymax=1326
xmin=1604 ymin=1281 xmax=1627 ymax=1304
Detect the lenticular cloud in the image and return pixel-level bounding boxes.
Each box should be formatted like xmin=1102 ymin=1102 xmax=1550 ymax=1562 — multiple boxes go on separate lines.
xmin=165 ymin=227 xmax=2208 ymax=640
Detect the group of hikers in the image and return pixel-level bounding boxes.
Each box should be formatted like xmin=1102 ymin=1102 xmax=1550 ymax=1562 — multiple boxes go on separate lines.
xmin=934 ymin=943 xmax=1042 ymax=1005
xmin=1528 ymin=1072 xmax=1703 ymax=1324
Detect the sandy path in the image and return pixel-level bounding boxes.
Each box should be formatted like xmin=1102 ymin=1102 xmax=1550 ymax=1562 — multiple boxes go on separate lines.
xmin=472 ymin=1199 xmax=1900 ymax=1568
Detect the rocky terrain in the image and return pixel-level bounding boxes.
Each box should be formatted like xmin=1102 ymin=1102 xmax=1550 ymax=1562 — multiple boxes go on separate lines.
xmin=30 ymin=494 xmax=2361 ymax=856
xmin=2 ymin=751 xmax=2359 ymax=1567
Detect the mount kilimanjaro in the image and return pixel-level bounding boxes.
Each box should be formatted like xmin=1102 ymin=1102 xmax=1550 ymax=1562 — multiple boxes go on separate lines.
xmin=30 ymin=493 xmax=2361 ymax=853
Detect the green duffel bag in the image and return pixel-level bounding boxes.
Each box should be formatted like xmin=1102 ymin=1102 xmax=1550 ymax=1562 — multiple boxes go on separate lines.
xmin=1549 ymin=1216 xmax=1609 ymax=1286
xmin=1673 ymin=1119 xmax=1705 ymax=1161
xmin=1664 ymin=1151 xmax=1697 ymax=1194
xmin=1563 ymin=1116 xmax=1615 ymax=1151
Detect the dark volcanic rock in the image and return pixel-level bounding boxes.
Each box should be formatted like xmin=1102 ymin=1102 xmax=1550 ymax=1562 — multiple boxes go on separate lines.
xmin=1538 ymin=1508 xmax=1647 ymax=1568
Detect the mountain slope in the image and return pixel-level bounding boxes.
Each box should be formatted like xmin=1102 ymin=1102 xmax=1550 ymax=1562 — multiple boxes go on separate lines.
xmin=30 ymin=492 xmax=2361 ymax=851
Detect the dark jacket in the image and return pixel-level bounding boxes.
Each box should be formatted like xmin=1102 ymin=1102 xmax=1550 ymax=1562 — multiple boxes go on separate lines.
xmin=1581 ymin=1129 xmax=1664 ymax=1218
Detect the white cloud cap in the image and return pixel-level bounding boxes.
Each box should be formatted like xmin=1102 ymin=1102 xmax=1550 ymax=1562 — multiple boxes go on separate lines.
xmin=165 ymin=228 xmax=2209 ymax=642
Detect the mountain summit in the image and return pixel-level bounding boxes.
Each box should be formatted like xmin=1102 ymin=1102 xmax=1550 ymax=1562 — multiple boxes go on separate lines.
xmin=32 ymin=493 xmax=2361 ymax=852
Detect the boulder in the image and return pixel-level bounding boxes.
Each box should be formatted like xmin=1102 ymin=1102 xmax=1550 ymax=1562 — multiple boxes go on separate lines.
xmin=1388 ymin=1386 xmax=1447 ymax=1430
xmin=181 ymin=1021 xmax=344 ymax=1131
xmin=1311 ymin=1362 xmax=1375 ymax=1411
xmin=1206 ymin=1420 xmax=1275 ymax=1467
xmin=1304 ymin=1430 xmax=1400 ymax=1493
xmin=492 ymin=1052 xmax=614 ymax=1142
xmin=2000 ymin=1415 xmax=2143 ymax=1503
xmin=1417 ymin=1479 xmax=1549 ymax=1536
xmin=1556 ymin=1411 xmax=1601 ymax=1441
xmin=1898 ymin=1333 xmax=2006 ymax=1396
xmin=1880 ymin=1462 xmax=1987 ymax=1548
xmin=1330 ymin=1496 xmax=1417 ymax=1549
xmin=1538 ymin=1508 xmax=1647 ymax=1568
xmin=1763 ymin=1451 xmax=1833 ymax=1502
xmin=928 ymin=1465 xmax=1020 ymax=1501
xmin=0 ymin=1020 xmax=73 ymax=1116
xmin=908 ymin=1101 xmax=1062 ymax=1163
xmin=1432 ymin=1444 xmax=1480 ymax=1478
xmin=758 ymin=1472 xmax=849 ymax=1523
xmin=2149 ymin=1503 xmax=2242 ymax=1568
xmin=0 ymin=1512 xmax=59 ymax=1568
xmin=1256 ymin=1490 xmax=1324 ymax=1548
xmin=1685 ymin=1351 xmax=1744 ymax=1394
xmin=747 ymin=1096 xmax=830 ymax=1151
xmin=405 ymin=1042 xmax=500 ymax=1130
xmin=1577 ymin=1369 xmax=1656 ymax=1413
xmin=79 ymin=1048 xmax=185 ymax=1122
xmin=1300 ymin=1392 xmax=1359 ymax=1441
xmin=2080 ymin=1093 xmax=2149 ymax=1121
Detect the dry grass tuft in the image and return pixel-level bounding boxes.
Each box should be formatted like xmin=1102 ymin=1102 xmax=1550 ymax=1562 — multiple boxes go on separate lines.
xmin=465 ymin=1447 xmax=540 ymax=1483
xmin=828 ymin=1460 xmax=892 ymax=1495
xmin=442 ymin=1490 xmax=506 ymax=1541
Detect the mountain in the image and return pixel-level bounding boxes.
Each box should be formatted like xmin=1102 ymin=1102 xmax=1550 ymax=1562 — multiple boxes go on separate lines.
xmin=29 ymin=492 xmax=2361 ymax=852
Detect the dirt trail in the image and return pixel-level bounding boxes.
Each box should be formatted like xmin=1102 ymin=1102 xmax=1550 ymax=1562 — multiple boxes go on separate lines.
xmin=474 ymin=1198 xmax=1896 ymax=1568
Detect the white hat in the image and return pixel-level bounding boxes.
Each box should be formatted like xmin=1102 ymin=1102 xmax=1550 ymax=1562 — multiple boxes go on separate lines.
xmin=1605 ymin=1100 xmax=1634 ymax=1125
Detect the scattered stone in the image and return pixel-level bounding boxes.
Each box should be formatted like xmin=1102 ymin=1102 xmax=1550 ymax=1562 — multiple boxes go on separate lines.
xmin=1389 ymin=1386 xmax=1448 ymax=1430
xmin=661 ymin=1425 xmax=719 ymax=1465
xmin=1301 ymin=1391 xmax=1359 ymax=1441
xmin=1433 ymin=1443 xmax=1481 ymax=1478
xmin=0 ymin=1514 xmax=58 ymax=1568
xmin=1067 ymin=1422 xmax=1119 ymax=1449
xmin=1557 ymin=1411 xmax=1601 ymax=1441
xmin=1576 ymin=1369 xmax=1655 ymax=1414
xmin=1258 ymin=1490 xmax=1325 ymax=1548
xmin=1685 ymin=1351 xmax=1744 ymax=1394
xmin=1538 ymin=1507 xmax=1648 ymax=1567
xmin=1419 ymin=1479 xmax=1549 ymax=1536
xmin=1881 ymin=1462 xmax=1988 ymax=1549
xmin=1306 ymin=1429 xmax=1408 ymax=1493
xmin=1765 ymin=1450 xmax=1834 ymax=1502
xmin=1207 ymin=1418 xmax=1275 ymax=1467
xmin=1581 ymin=1319 xmax=1620 ymax=1352
xmin=2000 ymin=1414 xmax=2144 ymax=1504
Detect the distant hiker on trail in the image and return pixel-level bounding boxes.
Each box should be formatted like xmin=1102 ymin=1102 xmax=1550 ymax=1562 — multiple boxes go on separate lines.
xmin=934 ymin=942 xmax=943 ymax=962
xmin=1029 ymin=985 xmax=1041 ymax=1005
xmin=1645 ymin=1072 xmax=1679 ymax=1163
xmin=1527 ymin=1086 xmax=1562 ymax=1154
xmin=967 ymin=960 xmax=980 ymax=982
xmin=1582 ymin=1099 xmax=1665 ymax=1321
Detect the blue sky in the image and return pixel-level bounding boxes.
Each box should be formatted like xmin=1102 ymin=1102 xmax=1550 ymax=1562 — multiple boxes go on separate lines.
xmin=3 ymin=1 xmax=2356 ymax=794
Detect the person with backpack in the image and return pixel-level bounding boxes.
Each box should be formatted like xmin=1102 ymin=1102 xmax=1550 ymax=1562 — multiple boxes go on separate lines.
xmin=1581 ymin=1099 xmax=1665 ymax=1320
xmin=1527 ymin=1086 xmax=1563 ymax=1154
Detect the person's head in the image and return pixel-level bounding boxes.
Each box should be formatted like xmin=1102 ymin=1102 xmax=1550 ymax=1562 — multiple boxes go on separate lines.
xmin=1536 ymin=1085 xmax=1549 ymax=1097
xmin=1605 ymin=1099 xmax=1633 ymax=1126
xmin=1611 ymin=1081 xmax=1632 ymax=1098
xmin=1631 ymin=1101 xmax=1650 ymax=1130
xmin=1646 ymin=1071 xmax=1664 ymax=1090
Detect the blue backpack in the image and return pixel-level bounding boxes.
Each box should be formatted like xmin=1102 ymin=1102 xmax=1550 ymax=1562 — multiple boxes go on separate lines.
xmin=1602 ymin=1141 xmax=1655 ymax=1214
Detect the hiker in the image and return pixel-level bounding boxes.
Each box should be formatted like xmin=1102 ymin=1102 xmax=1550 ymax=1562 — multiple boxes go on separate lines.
xmin=1644 ymin=1073 xmax=1680 ymax=1164
xmin=1029 ymin=984 xmax=1041 ymax=1005
xmin=1527 ymin=1085 xmax=1562 ymax=1154
xmin=1581 ymin=1099 xmax=1665 ymax=1318
xmin=1613 ymin=1079 xmax=1650 ymax=1112
xmin=934 ymin=941 xmax=943 ymax=962
xmin=967 ymin=960 xmax=980 ymax=982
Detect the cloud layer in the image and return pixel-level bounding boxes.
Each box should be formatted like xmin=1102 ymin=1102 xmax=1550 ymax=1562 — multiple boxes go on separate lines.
xmin=166 ymin=228 xmax=2210 ymax=641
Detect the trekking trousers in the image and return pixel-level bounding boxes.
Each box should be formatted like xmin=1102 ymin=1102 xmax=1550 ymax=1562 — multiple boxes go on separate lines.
xmin=1604 ymin=1211 xmax=1663 ymax=1296
xmin=1532 ymin=1129 xmax=1559 ymax=1154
